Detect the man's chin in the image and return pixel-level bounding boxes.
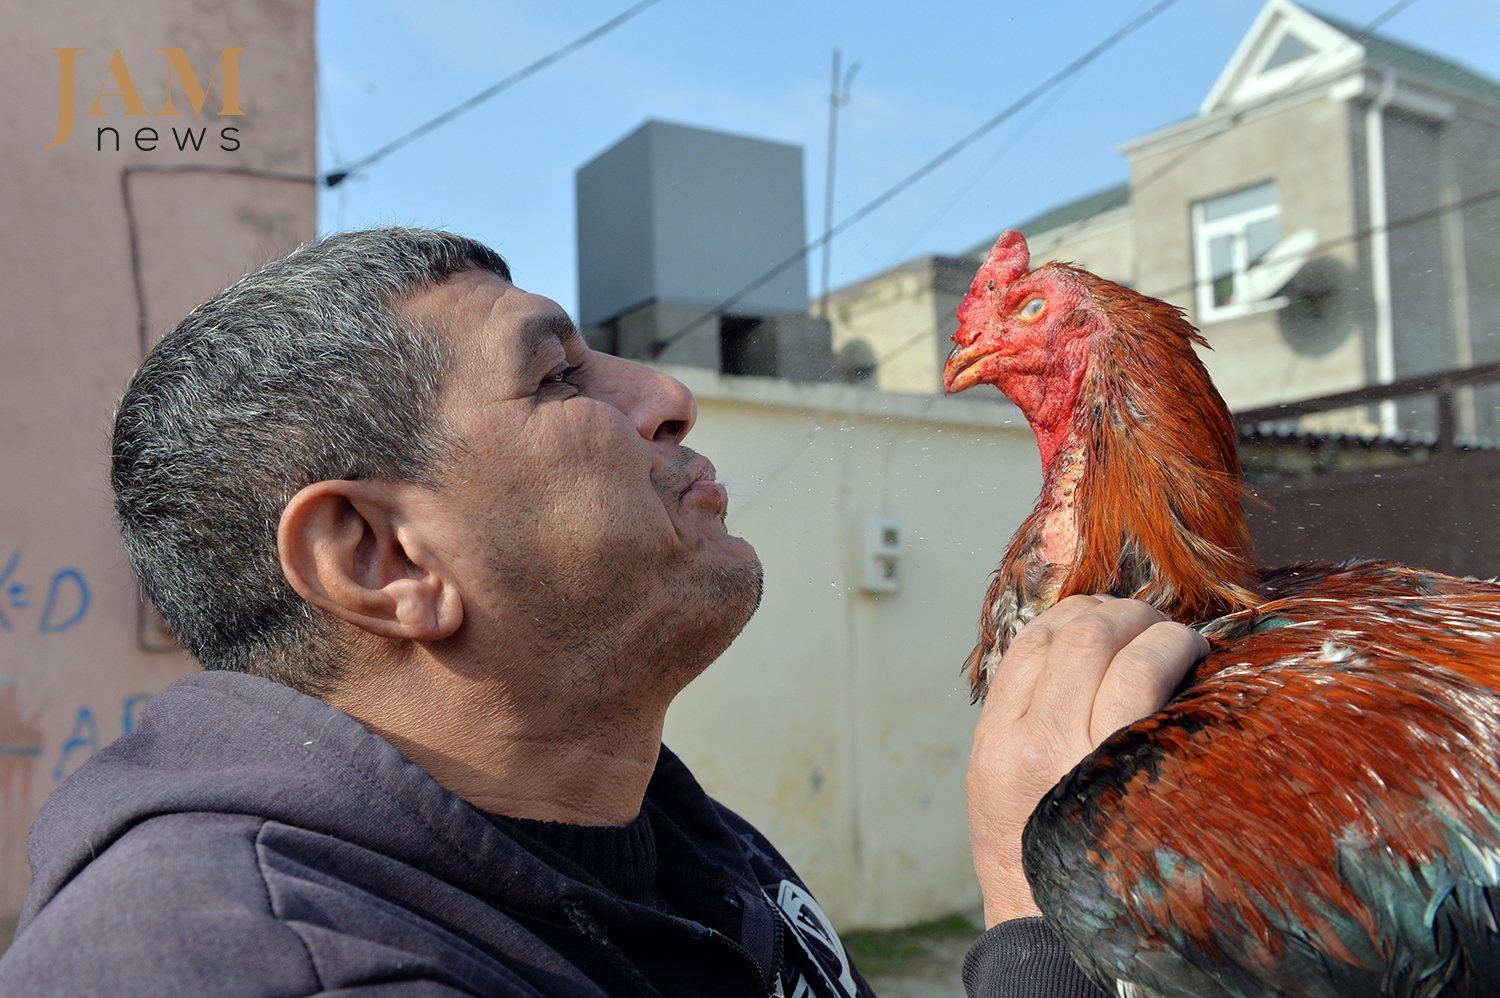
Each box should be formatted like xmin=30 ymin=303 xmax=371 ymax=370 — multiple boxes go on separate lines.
xmin=701 ymin=548 xmax=764 ymax=629
xmin=669 ymin=552 xmax=764 ymax=678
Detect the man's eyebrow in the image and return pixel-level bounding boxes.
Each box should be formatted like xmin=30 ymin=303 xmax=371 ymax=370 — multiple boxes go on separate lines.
xmin=521 ymin=313 xmax=582 ymax=363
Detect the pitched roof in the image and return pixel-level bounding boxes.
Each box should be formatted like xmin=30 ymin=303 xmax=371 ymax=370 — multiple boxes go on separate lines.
xmin=1311 ymin=9 xmax=1500 ymax=106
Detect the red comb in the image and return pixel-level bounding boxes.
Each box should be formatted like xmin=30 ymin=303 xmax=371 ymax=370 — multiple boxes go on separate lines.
xmin=980 ymin=230 xmax=1031 ymax=289
xmin=956 ymin=230 xmax=1032 ymax=335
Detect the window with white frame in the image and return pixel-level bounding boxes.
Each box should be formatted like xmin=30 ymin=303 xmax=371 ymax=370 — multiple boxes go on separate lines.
xmin=1192 ymin=181 xmax=1282 ymax=321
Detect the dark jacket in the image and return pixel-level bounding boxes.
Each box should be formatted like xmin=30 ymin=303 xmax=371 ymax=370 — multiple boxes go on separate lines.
xmin=0 ymin=671 xmax=872 ymax=997
xmin=964 ymin=920 xmax=1108 ymax=998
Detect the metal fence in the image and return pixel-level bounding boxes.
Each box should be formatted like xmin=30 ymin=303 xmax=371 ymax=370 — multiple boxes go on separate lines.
xmin=1235 ymin=361 xmax=1500 ymax=578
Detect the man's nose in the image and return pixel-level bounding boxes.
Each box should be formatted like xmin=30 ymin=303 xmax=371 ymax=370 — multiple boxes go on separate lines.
xmin=598 ymin=354 xmax=697 ymax=443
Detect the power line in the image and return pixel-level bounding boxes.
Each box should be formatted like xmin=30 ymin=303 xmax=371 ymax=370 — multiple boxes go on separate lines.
xmin=1342 ymin=0 xmax=1423 ymax=38
xmin=1150 ymin=182 xmax=1500 ymax=304
xmin=315 ymin=66 xmax=351 ymax=229
xmin=322 ymin=0 xmax=664 ymax=188
xmin=891 ymin=75 xmax=1078 ymax=262
xmin=882 ymin=0 xmax=1431 ymax=344
xmin=120 ymin=165 xmax=319 ymax=357
xmin=644 ymin=0 xmax=1183 ymax=359
xmin=893 ymin=0 xmax=1162 ymax=259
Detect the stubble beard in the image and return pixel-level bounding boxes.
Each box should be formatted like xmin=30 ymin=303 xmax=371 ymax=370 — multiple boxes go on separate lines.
xmin=653 ymin=552 xmax=765 ymax=687
xmin=485 ymin=541 xmax=765 ymax=722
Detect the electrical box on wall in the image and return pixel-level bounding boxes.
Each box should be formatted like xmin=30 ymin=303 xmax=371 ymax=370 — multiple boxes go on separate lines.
xmin=860 ymin=515 xmax=905 ymax=594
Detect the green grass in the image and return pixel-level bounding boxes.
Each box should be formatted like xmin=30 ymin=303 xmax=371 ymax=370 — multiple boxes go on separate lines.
xmin=840 ymin=912 xmax=981 ymax=978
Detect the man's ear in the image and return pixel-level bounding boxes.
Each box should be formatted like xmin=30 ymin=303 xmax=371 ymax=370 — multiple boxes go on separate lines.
xmin=278 ymin=480 xmax=463 ymax=642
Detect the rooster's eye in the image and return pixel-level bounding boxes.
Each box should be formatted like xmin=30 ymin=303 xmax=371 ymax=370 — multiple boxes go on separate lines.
xmin=1019 ymin=297 xmax=1046 ymax=320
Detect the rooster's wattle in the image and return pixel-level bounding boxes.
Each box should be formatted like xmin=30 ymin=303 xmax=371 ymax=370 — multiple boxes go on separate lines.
xmin=943 ymin=230 xmax=1500 ymax=998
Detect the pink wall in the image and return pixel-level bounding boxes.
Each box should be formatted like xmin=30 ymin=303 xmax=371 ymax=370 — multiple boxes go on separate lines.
xmin=0 ymin=1 xmax=315 ymax=922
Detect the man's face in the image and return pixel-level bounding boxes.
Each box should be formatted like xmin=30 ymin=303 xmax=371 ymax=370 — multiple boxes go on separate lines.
xmin=404 ymin=269 xmax=761 ymax=698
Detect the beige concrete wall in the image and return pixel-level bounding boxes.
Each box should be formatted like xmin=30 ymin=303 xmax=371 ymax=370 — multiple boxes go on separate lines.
xmin=1128 ymin=95 xmax=1367 ymax=412
xmin=658 ymin=368 xmax=1043 ymax=928
xmin=0 ymin=1 xmax=315 ymax=920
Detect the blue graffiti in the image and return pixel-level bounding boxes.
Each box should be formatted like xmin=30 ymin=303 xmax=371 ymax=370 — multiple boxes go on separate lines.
xmin=0 ymin=552 xmax=89 ymax=634
xmin=44 ymin=694 xmax=154 ymax=780
xmin=53 ymin=706 xmax=99 ymax=781
xmin=0 ymin=551 xmax=22 ymax=630
xmin=121 ymin=694 xmax=152 ymax=735
xmin=40 ymin=569 xmax=88 ymax=633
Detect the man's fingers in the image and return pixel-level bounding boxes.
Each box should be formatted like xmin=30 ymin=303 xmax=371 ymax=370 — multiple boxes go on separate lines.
xmin=967 ymin=597 xmax=1209 ymax=925
xmin=986 ymin=597 xmax=1203 ymax=756
xmin=986 ymin=595 xmax=1113 ymax=718
xmin=1088 ymin=620 xmax=1208 ymax=744
xmin=1030 ymin=598 xmax=1173 ymax=734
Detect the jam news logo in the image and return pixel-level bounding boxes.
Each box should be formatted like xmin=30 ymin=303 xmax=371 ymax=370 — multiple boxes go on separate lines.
xmin=46 ymin=47 xmax=244 ymax=152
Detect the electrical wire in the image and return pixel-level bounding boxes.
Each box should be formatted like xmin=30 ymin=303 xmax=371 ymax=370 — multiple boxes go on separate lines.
xmin=892 ymin=0 xmax=1163 ymax=260
xmin=119 ymin=163 xmax=320 ymax=653
xmin=1150 ymin=182 xmax=1500 ymax=303
xmin=322 ymin=0 xmax=664 ymax=188
xmin=1126 ymin=0 xmax=1427 ymax=198
xmin=315 ymin=65 xmax=350 ymax=229
xmin=644 ymin=0 xmax=1183 ymax=359
xmin=890 ymin=76 xmax=1079 ymax=262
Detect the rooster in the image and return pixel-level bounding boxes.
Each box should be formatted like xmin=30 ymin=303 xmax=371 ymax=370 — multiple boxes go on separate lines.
xmin=943 ymin=229 xmax=1500 ymax=998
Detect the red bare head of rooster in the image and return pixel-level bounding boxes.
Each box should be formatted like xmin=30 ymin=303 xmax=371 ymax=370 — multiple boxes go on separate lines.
xmin=942 ymin=230 xmax=1260 ymax=697
xmin=945 ymin=229 xmax=1111 ymax=469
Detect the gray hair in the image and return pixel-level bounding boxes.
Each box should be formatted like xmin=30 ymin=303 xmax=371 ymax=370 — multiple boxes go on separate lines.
xmin=111 ymin=227 xmax=509 ymax=695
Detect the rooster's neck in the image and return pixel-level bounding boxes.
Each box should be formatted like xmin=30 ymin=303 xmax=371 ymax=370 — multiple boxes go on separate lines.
xmin=1033 ymin=437 xmax=1085 ymax=566
xmin=1013 ymin=283 xmax=1263 ymax=632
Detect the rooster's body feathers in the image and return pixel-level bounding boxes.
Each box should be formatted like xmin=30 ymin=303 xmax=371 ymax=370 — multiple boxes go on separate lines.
xmin=1033 ymin=563 xmax=1500 ymax=998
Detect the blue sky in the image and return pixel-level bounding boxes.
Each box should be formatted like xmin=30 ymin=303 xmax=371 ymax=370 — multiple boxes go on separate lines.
xmin=317 ymin=0 xmax=1500 ymax=318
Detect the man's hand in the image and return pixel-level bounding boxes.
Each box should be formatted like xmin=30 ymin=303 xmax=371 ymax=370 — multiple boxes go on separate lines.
xmin=966 ymin=596 xmax=1207 ymax=926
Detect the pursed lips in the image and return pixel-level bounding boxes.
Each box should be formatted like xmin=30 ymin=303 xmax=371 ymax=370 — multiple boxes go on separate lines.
xmin=677 ymin=459 xmax=729 ymax=517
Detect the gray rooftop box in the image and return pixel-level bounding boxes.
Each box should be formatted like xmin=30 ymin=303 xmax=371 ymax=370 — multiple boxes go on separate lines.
xmin=576 ymin=120 xmax=810 ymax=328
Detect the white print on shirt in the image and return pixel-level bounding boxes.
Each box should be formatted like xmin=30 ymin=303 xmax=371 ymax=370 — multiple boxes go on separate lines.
xmin=770 ymin=880 xmax=858 ymax=998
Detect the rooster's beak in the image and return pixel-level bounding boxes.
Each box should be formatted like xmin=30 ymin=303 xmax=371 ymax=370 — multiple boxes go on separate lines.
xmin=943 ymin=342 xmax=990 ymax=394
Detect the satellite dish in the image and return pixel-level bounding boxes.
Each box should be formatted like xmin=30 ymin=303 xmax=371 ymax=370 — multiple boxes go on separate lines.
xmin=835 ymin=338 xmax=877 ymax=384
xmin=1278 ymin=255 xmax=1355 ymax=358
xmin=1242 ymin=228 xmax=1318 ymax=303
